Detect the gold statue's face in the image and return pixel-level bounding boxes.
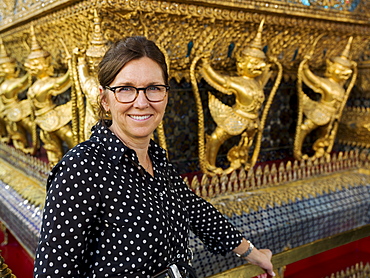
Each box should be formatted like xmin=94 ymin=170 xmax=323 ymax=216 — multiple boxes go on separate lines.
xmin=326 ymin=60 xmax=352 ymax=82
xmin=237 ymin=56 xmax=266 ymax=78
xmin=87 ymin=56 xmax=101 ymax=74
xmin=1 ymin=62 xmax=16 ymax=77
xmin=332 ymin=63 xmax=352 ymax=82
xmin=0 ymin=64 xmax=4 ymax=77
xmin=25 ymin=57 xmax=49 ymax=77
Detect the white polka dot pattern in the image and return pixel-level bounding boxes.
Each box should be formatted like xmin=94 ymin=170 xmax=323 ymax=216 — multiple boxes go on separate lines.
xmin=33 ymin=123 xmax=243 ymax=277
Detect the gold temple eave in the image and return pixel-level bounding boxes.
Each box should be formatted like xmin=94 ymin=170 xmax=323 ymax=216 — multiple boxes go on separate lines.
xmin=207 ymin=224 xmax=370 ymax=278
xmin=0 ymin=0 xmax=369 ymax=80
xmin=0 ymin=0 xmax=82 ymax=32
xmin=173 ymin=0 xmax=370 ymax=24
xmin=0 ymin=2 xmax=368 ymax=87
xmin=1 ymin=0 xmax=369 ymax=34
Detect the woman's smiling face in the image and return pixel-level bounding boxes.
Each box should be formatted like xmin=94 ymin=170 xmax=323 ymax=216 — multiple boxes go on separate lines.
xmin=101 ymin=56 xmax=168 ymax=144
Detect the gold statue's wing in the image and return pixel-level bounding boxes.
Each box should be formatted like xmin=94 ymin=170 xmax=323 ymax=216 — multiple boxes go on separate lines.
xmin=35 ymin=102 xmax=73 ymax=132
xmin=208 ymin=92 xmax=248 ymax=135
xmin=6 ymin=99 xmax=32 ymax=122
xmin=302 ymin=94 xmax=334 ymax=126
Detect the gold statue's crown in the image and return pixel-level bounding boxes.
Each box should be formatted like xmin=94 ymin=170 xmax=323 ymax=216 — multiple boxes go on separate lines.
xmin=331 ymin=36 xmax=353 ymax=68
xmin=241 ymin=19 xmax=266 ymax=59
xmin=86 ymin=9 xmax=109 ymax=58
xmin=0 ymin=37 xmax=16 ymax=64
xmin=27 ymin=25 xmax=50 ymax=60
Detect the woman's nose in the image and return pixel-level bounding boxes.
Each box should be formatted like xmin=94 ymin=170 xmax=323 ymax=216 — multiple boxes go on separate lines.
xmin=134 ymin=90 xmax=150 ymax=108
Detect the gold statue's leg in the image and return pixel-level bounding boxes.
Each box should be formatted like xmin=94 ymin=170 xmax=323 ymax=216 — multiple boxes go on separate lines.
xmin=295 ymin=118 xmax=317 ymax=159
xmin=40 ymin=130 xmax=63 ymax=166
xmin=22 ymin=117 xmax=40 ymax=155
xmin=55 ymin=125 xmax=75 ymax=149
xmin=206 ymin=127 xmax=232 ymax=171
xmin=312 ymin=123 xmax=332 ymax=159
xmin=7 ymin=121 xmax=29 ymax=152
xmin=0 ymin=118 xmax=10 ymax=143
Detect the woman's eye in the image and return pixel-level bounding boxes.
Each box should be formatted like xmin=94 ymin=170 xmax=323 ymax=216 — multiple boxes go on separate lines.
xmin=117 ymin=87 xmax=133 ymax=93
xmin=147 ymin=86 xmax=160 ymax=91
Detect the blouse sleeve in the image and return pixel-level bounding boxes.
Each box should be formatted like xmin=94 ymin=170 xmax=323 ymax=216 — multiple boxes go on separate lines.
xmin=34 ymin=146 xmax=101 ymax=277
xmin=170 ymin=168 xmax=243 ymax=255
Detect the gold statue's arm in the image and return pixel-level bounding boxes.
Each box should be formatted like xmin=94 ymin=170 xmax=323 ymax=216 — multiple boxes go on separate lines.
xmin=13 ymin=73 xmax=30 ymax=93
xmin=51 ymin=70 xmax=71 ymax=96
xmin=299 ymin=59 xmax=324 ymax=95
xmin=51 ymin=38 xmax=73 ymax=96
xmin=201 ymin=58 xmax=235 ymax=95
xmin=3 ymin=73 xmax=30 ymax=94
xmin=76 ymin=57 xmax=90 ymax=91
xmin=257 ymin=63 xmax=273 ymax=88
xmin=76 ymin=58 xmax=99 ymax=104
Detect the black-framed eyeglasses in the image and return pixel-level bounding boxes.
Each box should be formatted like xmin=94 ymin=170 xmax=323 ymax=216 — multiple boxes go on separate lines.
xmin=105 ymin=85 xmax=170 ymax=103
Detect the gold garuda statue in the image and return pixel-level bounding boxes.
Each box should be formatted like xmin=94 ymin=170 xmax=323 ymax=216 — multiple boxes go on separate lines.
xmin=0 ymin=37 xmax=34 ymax=153
xmin=72 ymin=9 xmax=109 ymax=142
xmin=24 ymin=26 xmax=75 ymax=165
xmin=294 ymin=35 xmax=358 ymax=161
xmin=0 ymin=38 xmax=10 ymax=143
xmin=196 ymin=20 xmax=282 ymax=175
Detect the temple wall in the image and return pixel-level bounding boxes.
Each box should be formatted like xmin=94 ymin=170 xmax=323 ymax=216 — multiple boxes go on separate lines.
xmin=0 ymin=0 xmax=370 ymax=277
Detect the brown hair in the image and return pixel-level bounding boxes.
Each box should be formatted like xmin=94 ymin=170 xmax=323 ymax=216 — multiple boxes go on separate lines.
xmin=97 ymin=36 xmax=169 ymax=121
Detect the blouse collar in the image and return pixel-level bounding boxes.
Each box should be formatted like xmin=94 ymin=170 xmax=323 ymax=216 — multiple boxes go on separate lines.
xmin=90 ymin=122 xmax=168 ymax=168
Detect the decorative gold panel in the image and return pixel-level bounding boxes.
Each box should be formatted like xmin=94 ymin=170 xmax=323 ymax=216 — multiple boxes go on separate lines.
xmin=337 ymin=106 xmax=370 ymax=148
xmin=0 ymin=0 xmax=369 ymax=81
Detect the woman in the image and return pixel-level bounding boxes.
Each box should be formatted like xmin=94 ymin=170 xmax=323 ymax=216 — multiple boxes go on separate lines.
xmin=34 ymin=36 xmax=275 ymax=278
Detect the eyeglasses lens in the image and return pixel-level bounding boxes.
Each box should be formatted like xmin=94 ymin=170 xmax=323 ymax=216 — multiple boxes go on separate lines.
xmin=114 ymin=85 xmax=167 ymax=103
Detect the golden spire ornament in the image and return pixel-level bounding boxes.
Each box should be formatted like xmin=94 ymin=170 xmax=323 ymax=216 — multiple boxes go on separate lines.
xmin=241 ymin=19 xmax=266 ymax=59
xmin=27 ymin=25 xmax=50 ymax=60
xmin=86 ymin=9 xmax=109 ymax=58
xmin=331 ymin=36 xmax=353 ymax=68
xmin=0 ymin=37 xmax=15 ymax=64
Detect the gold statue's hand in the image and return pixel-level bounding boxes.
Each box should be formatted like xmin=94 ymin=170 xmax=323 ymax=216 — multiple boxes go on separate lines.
xmin=303 ymin=54 xmax=312 ymax=61
xmin=74 ymin=48 xmax=86 ymax=64
xmin=59 ymin=38 xmax=72 ymax=62
xmin=202 ymin=50 xmax=212 ymax=60
xmin=268 ymin=56 xmax=277 ymax=63
xmin=73 ymin=47 xmax=81 ymax=55
xmin=73 ymin=47 xmax=86 ymax=56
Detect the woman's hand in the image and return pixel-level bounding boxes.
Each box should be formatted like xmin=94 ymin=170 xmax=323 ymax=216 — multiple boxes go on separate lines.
xmin=246 ymin=248 xmax=275 ymax=277
xmin=233 ymin=238 xmax=275 ymax=277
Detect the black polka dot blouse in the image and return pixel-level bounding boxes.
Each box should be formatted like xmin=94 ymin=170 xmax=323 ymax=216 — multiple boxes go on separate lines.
xmin=34 ymin=123 xmax=243 ymax=278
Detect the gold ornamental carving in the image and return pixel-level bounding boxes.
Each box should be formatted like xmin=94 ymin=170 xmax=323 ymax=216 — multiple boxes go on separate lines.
xmin=0 ymin=37 xmax=35 ymax=153
xmin=337 ymin=61 xmax=370 ymax=148
xmin=209 ymin=168 xmax=369 ymax=217
xmin=72 ymin=9 xmax=109 ymax=142
xmin=194 ymin=20 xmax=283 ymax=175
xmin=0 ymin=0 xmax=368 ymax=174
xmin=337 ymin=107 xmax=370 ymax=148
xmin=25 ymin=25 xmax=74 ymax=166
xmin=294 ymin=35 xmax=358 ymax=161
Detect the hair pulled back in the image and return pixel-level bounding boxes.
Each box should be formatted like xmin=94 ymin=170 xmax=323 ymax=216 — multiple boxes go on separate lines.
xmin=98 ymin=36 xmax=168 ymax=88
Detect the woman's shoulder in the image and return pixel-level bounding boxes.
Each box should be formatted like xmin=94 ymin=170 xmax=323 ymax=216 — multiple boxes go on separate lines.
xmin=51 ymin=138 xmax=106 ymax=171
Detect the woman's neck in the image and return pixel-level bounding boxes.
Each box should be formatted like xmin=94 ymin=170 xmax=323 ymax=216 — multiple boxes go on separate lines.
xmin=109 ymin=126 xmax=152 ymax=171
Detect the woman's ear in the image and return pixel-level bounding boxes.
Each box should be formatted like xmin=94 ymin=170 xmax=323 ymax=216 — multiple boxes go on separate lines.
xmin=99 ymin=86 xmax=109 ymax=111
